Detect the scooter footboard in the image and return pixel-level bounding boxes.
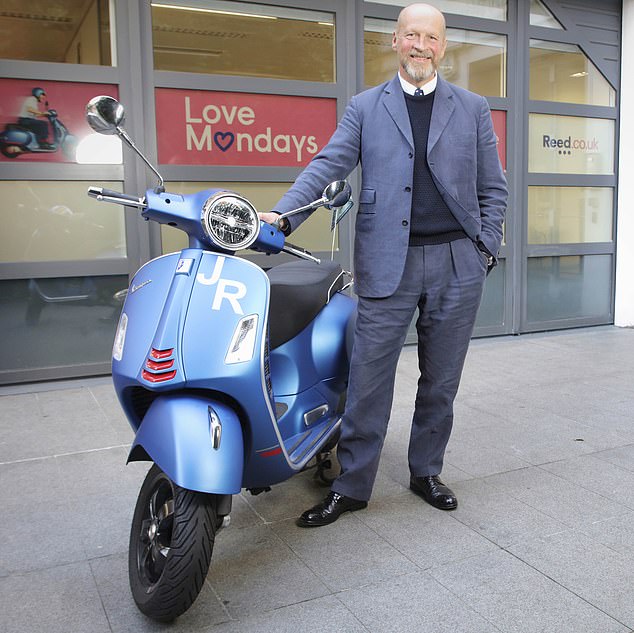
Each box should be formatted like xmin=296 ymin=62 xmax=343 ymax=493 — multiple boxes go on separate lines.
xmin=128 ymin=394 xmax=244 ymax=494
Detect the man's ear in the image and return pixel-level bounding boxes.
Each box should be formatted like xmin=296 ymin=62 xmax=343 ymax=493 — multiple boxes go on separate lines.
xmin=439 ymin=38 xmax=448 ymax=60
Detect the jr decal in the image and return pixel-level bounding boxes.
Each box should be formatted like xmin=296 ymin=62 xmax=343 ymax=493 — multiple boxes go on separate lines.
xmin=196 ymin=256 xmax=246 ymax=315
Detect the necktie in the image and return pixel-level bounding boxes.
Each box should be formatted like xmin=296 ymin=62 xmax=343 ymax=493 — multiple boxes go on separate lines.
xmin=414 ymin=88 xmax=424 ymax=97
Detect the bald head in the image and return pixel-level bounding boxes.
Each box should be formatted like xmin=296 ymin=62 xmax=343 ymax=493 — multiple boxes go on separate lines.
xmin=392 ymin=3 xmax=447 ymax=87
xmin=396 ymin=3 xmax=446 ymax=39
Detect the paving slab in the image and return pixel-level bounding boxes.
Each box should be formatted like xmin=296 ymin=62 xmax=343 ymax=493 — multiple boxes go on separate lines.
xmin=428 ymin=548 xmax=631 ymax=633
xmin=2 ymin=326 xmax=634 ymax=633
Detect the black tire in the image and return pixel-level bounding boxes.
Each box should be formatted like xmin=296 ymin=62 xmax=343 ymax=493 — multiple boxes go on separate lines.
xmin=129 ymin=464 xmax=219 ymax=622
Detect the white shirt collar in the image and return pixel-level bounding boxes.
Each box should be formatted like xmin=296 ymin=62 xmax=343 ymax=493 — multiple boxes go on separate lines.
xmin=398 ymin=72 xmax=438 ymax=95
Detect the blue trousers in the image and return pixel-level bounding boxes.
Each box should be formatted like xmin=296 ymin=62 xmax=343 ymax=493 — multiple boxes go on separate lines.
xmin=332 ymin=238 xmax=488 ymax=501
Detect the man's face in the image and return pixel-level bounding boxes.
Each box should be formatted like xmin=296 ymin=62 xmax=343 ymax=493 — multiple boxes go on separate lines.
xmin=392 ymin=5 xmax=447 ymax=86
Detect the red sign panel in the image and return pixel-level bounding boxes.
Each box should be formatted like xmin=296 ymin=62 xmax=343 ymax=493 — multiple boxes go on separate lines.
xmin=0 ymin=78 xmax=119 ymax=163
xmin=491 ymin=109 xmax=507 ymax=172
xmin=155 ymin=88 xmax=337 ymax=167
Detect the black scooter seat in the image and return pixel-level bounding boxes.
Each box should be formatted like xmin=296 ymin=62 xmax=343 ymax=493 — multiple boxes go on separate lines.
xmin=266 ymin=260 xmax=344 ymax=349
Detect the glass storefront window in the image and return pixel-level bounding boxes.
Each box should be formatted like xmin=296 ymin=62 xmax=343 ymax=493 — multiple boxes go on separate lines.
xmin=0 ymin=276 xmax=127 ymax=376
xmin=475 ymin=260 xmax=506 ymax=328
xmin=528 ymin=187 xmax=613 ymax=244
xmin=527 ymin=255 xmax=612 ymax=322
xmin=160 ymin=182 xmax=336 ymax=254
xmin=530 ymin=40 xmax=616 ymax=107
xmin=444 ymin=30 xmax=506 ymax=98
xmin=0 ymin=0 xmax=113 ymax=64
xmin=150 ymin=1 xmax=335 ymax=82
xmin=364 ymin=20 xmax=506 ymax=96
xmin=528 ymin=114 xmax=615 ymax=175
xmin=530 ymin=0 xmax=563 ymax=29
xmin=0 ymin=181 xmax=127 ymax=262
xmin=368 ymin=0 xmax=507 ymax=21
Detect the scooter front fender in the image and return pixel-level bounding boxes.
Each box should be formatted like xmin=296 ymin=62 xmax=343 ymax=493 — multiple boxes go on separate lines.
xmin=128 ymin=394 xmax=243 ymax=494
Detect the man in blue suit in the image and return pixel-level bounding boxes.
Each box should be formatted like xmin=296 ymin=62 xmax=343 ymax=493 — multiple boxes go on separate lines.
xmin=261 ymin=3 xmax=507 ymax=526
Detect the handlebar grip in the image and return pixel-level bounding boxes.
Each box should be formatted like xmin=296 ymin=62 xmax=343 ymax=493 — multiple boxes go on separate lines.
xmin=88 ymin=187 xmax=140 ymax=202
xmin=87 ymin=187 xmax=146 ymax=208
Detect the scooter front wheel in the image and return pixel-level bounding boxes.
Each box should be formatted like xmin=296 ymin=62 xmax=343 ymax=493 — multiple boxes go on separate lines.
xmin=129 ymin=464 xmax=220 ymax=622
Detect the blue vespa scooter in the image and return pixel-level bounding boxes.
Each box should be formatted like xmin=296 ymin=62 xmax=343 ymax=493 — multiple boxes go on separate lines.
xmin=85 ymin=96 xmax=356 ymax=622
xmin=0 ymin=108 xmax=77 ymax=159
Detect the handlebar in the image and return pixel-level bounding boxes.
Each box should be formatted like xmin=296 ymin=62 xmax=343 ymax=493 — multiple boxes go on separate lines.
xmin=88 ymin=186 xmax=146 ymax=208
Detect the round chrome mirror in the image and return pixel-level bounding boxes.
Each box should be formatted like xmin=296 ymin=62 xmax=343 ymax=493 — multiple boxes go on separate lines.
xmin=323 ymin=180 xmax=351 ymax=209
xmin=86 ymin=96 xmax=125 ymax=135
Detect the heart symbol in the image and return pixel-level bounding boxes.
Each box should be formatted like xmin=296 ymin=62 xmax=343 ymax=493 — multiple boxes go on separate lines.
xmin=214 ymin=131 xmax=234 ymax=152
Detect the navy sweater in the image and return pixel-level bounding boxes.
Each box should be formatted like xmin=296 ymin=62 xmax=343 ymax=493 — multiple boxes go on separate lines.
xmin=404 ymin=91 xmax=465 ymax=245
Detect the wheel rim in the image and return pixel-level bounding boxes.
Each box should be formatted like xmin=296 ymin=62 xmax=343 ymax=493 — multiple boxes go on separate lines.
xmin=136 ymin=475 xmax=175 ymax=590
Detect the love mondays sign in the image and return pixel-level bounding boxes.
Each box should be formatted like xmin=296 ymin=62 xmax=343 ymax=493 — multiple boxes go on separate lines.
xmin=155 ymin=88 xmax=337 ymax=167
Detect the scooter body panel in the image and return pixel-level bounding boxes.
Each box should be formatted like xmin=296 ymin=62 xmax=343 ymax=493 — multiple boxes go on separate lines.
xmin=113 ymin=248 xmax=293 ymax=489
xmin=129 ymin=393 xmax=243 ymax=493
xmin=0 ymin=127 xmax=34 ymax=147
xmin=270 ymin=292 xmax=355 ymax=397
xmin=112 ymin=251 xmax=190 ymax=420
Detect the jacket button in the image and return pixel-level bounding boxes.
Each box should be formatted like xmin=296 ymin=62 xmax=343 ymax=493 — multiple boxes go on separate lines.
xmin=404 ymin=186 xmax=411 ymax=192
xmin=402 ymin=220 xmax=409 ymax=226
xmin=408 ymin=152 xmax=413 ymax=158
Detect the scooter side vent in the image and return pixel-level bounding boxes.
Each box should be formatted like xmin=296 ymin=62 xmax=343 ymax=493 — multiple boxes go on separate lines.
xmin=142 ymin=348 xmax=177 ymax=383
xmin=264 ymin=336 xmax=273 ymax=401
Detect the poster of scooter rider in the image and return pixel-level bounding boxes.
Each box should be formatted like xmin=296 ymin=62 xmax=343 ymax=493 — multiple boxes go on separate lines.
xmin=0 ymin=78 xmax=119 ymax=162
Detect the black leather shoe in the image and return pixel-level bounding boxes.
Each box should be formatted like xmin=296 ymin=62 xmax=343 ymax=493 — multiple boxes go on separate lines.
xmin=296 ymin=491 xmax=367 ymax=527
xmin=410 ymin=475 xmax=458 ymax=510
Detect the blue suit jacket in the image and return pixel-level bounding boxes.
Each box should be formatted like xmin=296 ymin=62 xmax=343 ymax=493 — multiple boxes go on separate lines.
xmin=274 ymin=75 xmax=507 ymax=298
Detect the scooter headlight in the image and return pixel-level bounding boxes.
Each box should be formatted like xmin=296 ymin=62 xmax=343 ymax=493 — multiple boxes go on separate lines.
xmin=201 ymin=192 xmax=259 ymax=251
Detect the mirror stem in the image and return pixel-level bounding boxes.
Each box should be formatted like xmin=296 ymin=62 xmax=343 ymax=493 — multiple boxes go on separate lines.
xmin=117 ymin=126 xmax=165 ymax=192
xmin=277 ymin=197 xmax=327 ymax=223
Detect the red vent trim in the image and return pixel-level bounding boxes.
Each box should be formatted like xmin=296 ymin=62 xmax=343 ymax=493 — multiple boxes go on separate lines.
xmin=150 ymin=348 xmax=174 ymax=359
xmin=145 ymin=358 xmax=174 ymax=371
xmin=142 ymin=369 xmax=177 ymax=383
xmin=258 ymin=447 xmax=282 ymax=457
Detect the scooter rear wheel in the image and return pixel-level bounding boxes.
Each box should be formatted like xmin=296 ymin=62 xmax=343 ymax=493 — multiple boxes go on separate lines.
xmin=128 ymin=464 xmax=220 ymax=622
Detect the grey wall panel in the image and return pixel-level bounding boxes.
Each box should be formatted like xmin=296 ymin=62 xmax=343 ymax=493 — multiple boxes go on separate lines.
xmin=545 ymin=0 xmax=621 ymax=88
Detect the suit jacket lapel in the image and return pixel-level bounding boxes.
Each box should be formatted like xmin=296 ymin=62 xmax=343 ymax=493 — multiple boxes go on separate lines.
xmin=382 ymin=75 xmax=414 ymax=151
xmin=428 ymin=76 xmax=455 ymax=153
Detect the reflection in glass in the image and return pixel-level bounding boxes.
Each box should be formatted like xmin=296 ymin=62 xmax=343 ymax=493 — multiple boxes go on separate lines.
xmin=0 ymin=0 xmax=112 ymax=64
xmin=150 ymin=1 xmax=335 ymax=82
xmin=364 ymin=21 xmax=506 ymax=97
xmin=475 ymin=260 xmax=506 ymax=328
xmin=0 ymin=181 xmax=127 ymax=262
xmin=75 ymin=134 xmax=123 ymax=164
xmin=530 ymin=40 xmax=615 ymax=106
xmin=528 ymin=114 xmax=615 ymax=176
xmin=530 ymin=0 xmax=563 ymax=29
xmin=527 ymin=255 xmax=611 ymax=322
xmin=368 ymin=0 xmax=506 ymax=21
xmin=0 ymin=276 xmax=128 ymax=375
xmin=160 ymin=182 xmax=335 ymax=254
xmin=528 ymin=187 xmax=613 ymax=244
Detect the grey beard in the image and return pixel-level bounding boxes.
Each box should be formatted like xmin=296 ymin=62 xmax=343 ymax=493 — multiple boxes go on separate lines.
xmin=403 ymin=58 xmax=436 ymax=83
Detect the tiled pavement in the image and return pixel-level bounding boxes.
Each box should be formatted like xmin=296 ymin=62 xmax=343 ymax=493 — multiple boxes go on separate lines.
xmin=1 ymin=325 xmax=634 ymax=633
